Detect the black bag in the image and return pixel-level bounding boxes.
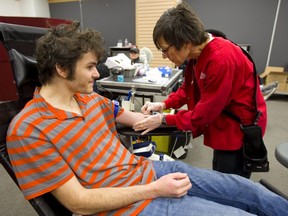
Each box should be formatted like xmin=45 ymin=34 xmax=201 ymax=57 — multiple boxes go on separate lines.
xmin=224 ymin=108 xmax=269 ymax=173
xmin=241 ymin=124 xmax=269 ymax=172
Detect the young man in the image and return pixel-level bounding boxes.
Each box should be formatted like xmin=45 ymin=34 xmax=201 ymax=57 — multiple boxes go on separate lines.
xmin=6 ymin=22 xmax=288 ymax=216
xmin=134 ymin=2 xmax=267 ymax=179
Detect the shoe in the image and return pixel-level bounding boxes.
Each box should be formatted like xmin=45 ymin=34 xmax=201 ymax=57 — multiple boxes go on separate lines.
xmin=261 ymin=81 xmax=279 ymax=100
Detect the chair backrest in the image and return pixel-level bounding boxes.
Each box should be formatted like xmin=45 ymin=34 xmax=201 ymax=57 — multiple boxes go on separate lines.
xmin=0 ymin=22 xmax=48 ymax=101
xmin=9 ymin=49 xmax=41 ymax=104
xmin=0 ymin=22 xmax=72 ymax=216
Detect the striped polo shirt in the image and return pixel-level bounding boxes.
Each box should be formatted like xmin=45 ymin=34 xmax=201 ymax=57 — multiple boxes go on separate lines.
xmin=7 ymin=88 xmax=156 ymax=215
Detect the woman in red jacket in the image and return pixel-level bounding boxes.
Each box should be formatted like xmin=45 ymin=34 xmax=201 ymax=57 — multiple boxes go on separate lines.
xmin=133 ymin=3 xmax=267 ymax=179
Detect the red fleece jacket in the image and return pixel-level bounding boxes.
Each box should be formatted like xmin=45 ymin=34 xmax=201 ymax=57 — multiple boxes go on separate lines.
xmin=164 ymin=37 xmax=267 ymax=150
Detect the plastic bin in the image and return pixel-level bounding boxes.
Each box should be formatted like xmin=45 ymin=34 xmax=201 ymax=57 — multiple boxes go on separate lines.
xmin=152 ymin=136 xmax=170 ymax=154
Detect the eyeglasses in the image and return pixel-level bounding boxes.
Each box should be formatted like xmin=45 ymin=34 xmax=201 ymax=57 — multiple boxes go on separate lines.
xmin=159 ymin=44 xmax=173 ymax=55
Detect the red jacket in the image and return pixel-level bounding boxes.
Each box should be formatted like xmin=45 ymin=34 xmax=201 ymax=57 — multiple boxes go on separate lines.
xmin=164 ymin=37 xmax=267 ymax=150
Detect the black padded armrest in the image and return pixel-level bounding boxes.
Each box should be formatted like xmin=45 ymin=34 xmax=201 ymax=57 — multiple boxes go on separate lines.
xmin=275 ymin=142 xmax=288 ymax=169
xmin=117 ymin=125 xmax=184 ymax=137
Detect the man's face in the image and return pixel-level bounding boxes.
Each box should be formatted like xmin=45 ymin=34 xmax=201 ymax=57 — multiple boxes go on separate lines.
xmin=129 ymin=51 xmax=139 ymax=60
xmin=66 ymin=52 xmax=99 ymax=94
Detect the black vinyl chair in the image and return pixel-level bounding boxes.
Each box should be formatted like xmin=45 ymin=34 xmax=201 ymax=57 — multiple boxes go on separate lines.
xmin=0 ymin=101 xmax=72 ymax=216
xmin=0 ymin=23 xmax=181 ymax=216
xmin=0 ymin=53 xmax=72 ymax=215
xmin=0 ymin=22 xmax=72 ymax=216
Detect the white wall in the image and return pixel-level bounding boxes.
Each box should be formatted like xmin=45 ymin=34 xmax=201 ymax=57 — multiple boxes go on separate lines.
xmin=0 ymin=0 xmax=21 ymax=16
xmin=0 ymin=0 xmax=50 ymax=17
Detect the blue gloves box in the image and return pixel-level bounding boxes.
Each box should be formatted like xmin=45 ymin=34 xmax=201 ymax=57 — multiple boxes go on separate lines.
xmin=158 ymin=66 xmax=172 ymax=77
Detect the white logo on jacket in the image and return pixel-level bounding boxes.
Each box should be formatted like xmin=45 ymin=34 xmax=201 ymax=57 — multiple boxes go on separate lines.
xmin=200 ymin=72 xmax=206 ymax=79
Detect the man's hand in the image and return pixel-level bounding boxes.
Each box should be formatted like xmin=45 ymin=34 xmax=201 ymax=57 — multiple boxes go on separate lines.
xmin=133 ymin=113 xmax=162 ymax=135
xmin=150 ymin=172 xmax=192 ymax=198
xmin=141 ymin=102 xmax=165 ymax=115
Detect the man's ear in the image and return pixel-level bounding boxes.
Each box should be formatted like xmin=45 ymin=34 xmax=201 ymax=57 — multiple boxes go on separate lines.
xmin=55 ymin=64 xmax=68 ymax=78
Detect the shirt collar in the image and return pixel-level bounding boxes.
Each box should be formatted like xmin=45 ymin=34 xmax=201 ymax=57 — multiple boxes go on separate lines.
xmin=33 ymin=87 xmax=89 ymax=120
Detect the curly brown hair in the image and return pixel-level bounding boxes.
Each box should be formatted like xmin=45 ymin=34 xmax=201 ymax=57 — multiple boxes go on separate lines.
xmin=36 ymin=21 xmax=106 ymax=85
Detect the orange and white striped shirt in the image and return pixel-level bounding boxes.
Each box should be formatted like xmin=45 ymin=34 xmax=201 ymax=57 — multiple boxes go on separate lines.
xmin=7 ymin=88 xmax=156 ymax=215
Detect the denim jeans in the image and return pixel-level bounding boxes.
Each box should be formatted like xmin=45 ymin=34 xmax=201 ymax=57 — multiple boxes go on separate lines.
xmin=139 ymin=161 xmax=288 ymax=216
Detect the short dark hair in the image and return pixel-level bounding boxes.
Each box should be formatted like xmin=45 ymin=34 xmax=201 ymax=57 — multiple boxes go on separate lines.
xmin=153 ymin=3 xmax=208 ymax=50
xmin=129 ymin=46 xmax=139 ymax=54
xmin=36 ymin=21 xmax=106 ymax=85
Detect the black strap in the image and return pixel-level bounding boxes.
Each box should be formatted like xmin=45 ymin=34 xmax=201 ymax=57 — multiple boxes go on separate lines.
xmin=239 ymin=47 xmax=259 ymax=113
xmin=222 ymin=109 xmax=241 ymax=123
xmin=206 ymin=30 xmax=261 ymax=125
xmin=223 ymin=45 xmax=262 ymax=125
xmin=223 ymin=40 xmax=261 ymax=125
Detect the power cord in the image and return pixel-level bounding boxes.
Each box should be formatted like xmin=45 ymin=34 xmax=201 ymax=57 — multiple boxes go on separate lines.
xmin=169 ymin=131 xmax=191 ymax=159
xmin=94 ymin=82 xmax=114 ymax=100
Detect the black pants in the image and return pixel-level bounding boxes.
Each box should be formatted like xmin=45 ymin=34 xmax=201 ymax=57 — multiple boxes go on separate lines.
xmin=213 ymin=148 xmax=251 ymax=179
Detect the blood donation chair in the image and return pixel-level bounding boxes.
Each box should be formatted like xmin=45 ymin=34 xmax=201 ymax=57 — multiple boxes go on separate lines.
xmin=0 ymin=21 xmax=179 ymax=216
xmin=0 ymin=101 xmax=73 ymax=216
xmin=1 ymin=22 xmax=287 ymax=216
xmin=0 ymin=22 xmax=73 ymax=216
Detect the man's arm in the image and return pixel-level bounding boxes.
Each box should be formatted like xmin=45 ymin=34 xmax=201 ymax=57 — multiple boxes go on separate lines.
xmin=115 ymin=109 xmax=147 ymax=126
xmin=52 ymin=173 xmax=191 ymax=215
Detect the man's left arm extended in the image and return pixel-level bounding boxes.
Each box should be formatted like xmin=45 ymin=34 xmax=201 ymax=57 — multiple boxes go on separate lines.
xmin=115 ymin=109 xmax=147 ymax=126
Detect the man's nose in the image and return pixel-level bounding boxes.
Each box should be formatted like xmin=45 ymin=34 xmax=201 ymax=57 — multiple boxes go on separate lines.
xmin=93 ymin=66 xmax=100 ymax=79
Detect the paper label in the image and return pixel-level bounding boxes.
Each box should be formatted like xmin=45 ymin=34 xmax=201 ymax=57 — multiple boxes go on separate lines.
xmin=173 ymin=146 xmax=186 ymax=158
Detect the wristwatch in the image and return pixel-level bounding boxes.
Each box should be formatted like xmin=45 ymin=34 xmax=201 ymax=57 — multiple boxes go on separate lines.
xmin=161 ymin=114 xmax=167 ymax=125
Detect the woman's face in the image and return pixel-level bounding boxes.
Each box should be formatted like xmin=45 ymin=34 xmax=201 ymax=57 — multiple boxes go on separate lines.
xmin=157 ymin=36 xmax=201 ymax=66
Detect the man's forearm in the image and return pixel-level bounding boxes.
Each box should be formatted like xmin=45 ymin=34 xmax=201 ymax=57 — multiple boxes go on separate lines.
xmin=77 ymin=184 xmax=155 ymax=215
xmin=116 ymin=110 xmax=146 ymax=126
xmin=52 ymin=177 xmax=156 ymax=215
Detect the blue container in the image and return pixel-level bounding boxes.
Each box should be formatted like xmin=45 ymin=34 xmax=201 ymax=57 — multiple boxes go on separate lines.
xmin=117 ymin=75 xmax=124 ymax=82
xmin=158 ymin=66 xmax=172 ymax=77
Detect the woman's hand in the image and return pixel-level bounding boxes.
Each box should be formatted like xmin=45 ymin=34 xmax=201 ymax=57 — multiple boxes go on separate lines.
xmin=141 ymin=101 xmax=165 ymax=115
xmin=133 ymin=113 xmax=163 ymax=135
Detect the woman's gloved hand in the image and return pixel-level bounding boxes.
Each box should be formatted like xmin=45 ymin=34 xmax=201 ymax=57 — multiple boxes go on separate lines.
xmin=133 ymin=113 xmax=163 ymax=135
xmin=141 ymin=101 xmax=165 ymax=115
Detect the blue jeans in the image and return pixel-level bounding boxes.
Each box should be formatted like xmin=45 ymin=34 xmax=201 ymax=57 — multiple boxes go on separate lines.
xmin=139 ymin=161 xmax=288 ymax=216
